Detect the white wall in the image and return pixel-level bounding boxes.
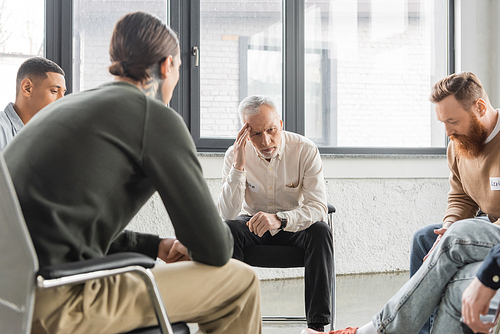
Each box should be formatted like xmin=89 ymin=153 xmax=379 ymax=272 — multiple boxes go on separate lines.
xmin=127 ymin=155 xmax=449 ymax=279
xmin=456 ymin=0 xmax=500 ymax=106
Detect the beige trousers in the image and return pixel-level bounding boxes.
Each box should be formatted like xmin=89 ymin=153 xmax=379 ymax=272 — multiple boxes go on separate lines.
xmin=31 ymin=259 xmax=261 ymax=334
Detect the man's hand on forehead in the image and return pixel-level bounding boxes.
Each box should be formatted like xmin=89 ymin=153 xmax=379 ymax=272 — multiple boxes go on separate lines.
xmin=233 ymin=123 xmax=251 ymax=171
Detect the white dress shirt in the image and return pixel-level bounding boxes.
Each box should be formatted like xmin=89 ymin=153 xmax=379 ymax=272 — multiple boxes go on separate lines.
xmin=218 ymin=131 xmax=327 ymax=235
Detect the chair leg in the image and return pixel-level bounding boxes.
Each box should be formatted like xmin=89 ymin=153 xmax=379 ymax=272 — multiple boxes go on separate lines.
xmin=328 ymin=211 xmax=336 ymax=330
xmin=135 ymin=268 xmax=175 ymax=334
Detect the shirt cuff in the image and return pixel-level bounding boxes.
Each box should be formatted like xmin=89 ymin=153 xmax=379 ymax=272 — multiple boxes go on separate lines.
xmin=133 ymin=232 xmax=161 ymax=259
xmin=477 ymin=247 xmax=500 ymax=290
xmin=269 ymin=228 xmax=280 ymax=236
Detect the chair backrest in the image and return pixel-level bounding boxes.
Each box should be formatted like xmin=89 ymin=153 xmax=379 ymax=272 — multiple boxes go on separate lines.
xmin=0 ymin=154 xmax=38 ymax=334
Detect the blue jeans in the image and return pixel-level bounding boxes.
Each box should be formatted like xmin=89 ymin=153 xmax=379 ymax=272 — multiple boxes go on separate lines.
xmin=410 ymin=223 xmax=441 ymax=277
xmin=374 ymin=219 xmax=500 ymax=334
xmin=410 ymin=223 xmax=441 ymax=334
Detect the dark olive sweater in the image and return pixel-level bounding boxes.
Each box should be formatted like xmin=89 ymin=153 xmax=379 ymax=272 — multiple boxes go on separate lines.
xmin=4 ymin=81 xmax=233 ymax=268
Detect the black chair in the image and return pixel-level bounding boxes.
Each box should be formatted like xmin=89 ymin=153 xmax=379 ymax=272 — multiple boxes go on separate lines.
xmin=243 ymin=204 xmax=336 ymax=329
xmin=0 ymin=153 xmax=189 ymax=334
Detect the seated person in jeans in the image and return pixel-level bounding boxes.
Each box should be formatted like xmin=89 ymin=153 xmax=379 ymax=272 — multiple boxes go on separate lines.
xmin=217 ymin=95 xmax=333 ymax=332
xmin=5 ymin=11 xmax=261 ymax=334
xmin=410 ymin=71 xmax=500 ymax=333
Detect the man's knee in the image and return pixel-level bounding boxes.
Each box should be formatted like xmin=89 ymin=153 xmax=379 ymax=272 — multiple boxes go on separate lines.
xmin=412 ymin=224 xmax=438 ymax=246
xmin=439 ymin=218 xmax=500 ymax=252
xmin=225 ymin=259 xmax=260 ymax=290
xmin=304 ymin=222 xmax=333 ymax=254
xmin=414 ymin=224 xmax=439 ymax=239
xmin=225 ymin=217 xmax=249 ymax=236
xmin=445 ymin=218 xmax=490 ymax=239
xmin=306 ymin=221 xmax=332 ymax=241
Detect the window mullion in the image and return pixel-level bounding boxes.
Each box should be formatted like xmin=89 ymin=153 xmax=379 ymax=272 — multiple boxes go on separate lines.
xmin=283 ymin=0 xmax=305 ymax=135
xmin=445 ymin=0 xmax=455 ymax=148
xmin=170 ymin=0 xmax=197 ymax=130
xmin=45 ymin=0 xmax=73 ymax=94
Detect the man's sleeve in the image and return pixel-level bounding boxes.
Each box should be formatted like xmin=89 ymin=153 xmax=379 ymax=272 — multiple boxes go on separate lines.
xmin=108 ymin=230 xmax=160 ymax=259
xmin=141 ymin=105 xmax=233 ymax=267
xmin=282 ymin=145 xmax=328 ymax=232
xmin=0 ymin=123 xmax=9 ymax=151
xmin=477 ymin=244 xmax=500 ymax=290
xmin=443 ymin=142 xmax=479 ymax=223
xmin=217 ymin=147 xmax=246 ymax=220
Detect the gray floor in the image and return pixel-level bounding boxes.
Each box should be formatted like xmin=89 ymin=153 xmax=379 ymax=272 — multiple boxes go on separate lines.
xmin=188 ymin=271 xmax=409 ymax=334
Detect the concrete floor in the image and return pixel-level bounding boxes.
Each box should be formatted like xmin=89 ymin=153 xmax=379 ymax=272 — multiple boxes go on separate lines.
xmin=188 ymin=271 xmax=409 ymax=334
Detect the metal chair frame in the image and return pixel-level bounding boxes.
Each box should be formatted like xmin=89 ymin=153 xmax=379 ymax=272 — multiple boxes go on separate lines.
xmin=37 ymin=260 xmax=176 ymax=334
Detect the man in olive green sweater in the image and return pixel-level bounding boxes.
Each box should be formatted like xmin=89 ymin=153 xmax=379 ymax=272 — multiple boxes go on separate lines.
xmin=4 ymin=80 xmax=261 ymax=334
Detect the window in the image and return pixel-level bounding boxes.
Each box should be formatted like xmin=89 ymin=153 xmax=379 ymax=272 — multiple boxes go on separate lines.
xmin=47 ymin=0 xmax=452 ymax=154
xmin=0 ymin=0 xmax=44 ymax=109
xmin=199 ymin=1 xmax=283 ymax=139
xmin=172 ymin=0 xmax=451 ymax=153
xmin=72 ymin=1 xmax=168 ymax=93
xmin=303 ymin=0 xmax=448 ymax=150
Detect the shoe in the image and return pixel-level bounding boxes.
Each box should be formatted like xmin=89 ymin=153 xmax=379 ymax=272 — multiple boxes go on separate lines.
xmin=300 ymin=327 xmax=359 ymax=334
xmin=301 ymin=329 xmax=324 ymax=334
xmin=309 ymin=324 xmax=324 ymax=332
xmin=329 ymin=328 xmax=359 ymax=334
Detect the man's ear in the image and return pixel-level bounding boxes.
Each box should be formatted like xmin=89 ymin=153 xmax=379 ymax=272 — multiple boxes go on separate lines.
xmin=160 ymin=55 xmax=173 ymax=80
xmin=20 ymin=78 xmax=33 ymax=97
xmin=476 ymin=98 xmax=487 ymax=116
xmin=280 ymin=119 xmax=283 ymax=130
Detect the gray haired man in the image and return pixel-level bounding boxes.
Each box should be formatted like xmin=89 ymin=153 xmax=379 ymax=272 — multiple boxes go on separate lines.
xmin=217 ymin=95 xmax=334 ymax=332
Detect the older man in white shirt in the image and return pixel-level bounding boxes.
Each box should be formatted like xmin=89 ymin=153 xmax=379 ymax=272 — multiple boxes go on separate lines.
xmin=218 ymin=95 xmax=333 ymax=332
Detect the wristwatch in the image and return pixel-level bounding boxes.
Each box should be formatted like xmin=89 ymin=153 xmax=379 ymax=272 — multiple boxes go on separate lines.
xmin=276 ymin=212 xmax=288 ymax=230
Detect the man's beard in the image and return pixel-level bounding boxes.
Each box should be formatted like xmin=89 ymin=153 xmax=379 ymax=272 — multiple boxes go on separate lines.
xmin=258 ymin=147 xmax=278 ymax=160
xmin=450 ymin=113 xmax=488 ymax=159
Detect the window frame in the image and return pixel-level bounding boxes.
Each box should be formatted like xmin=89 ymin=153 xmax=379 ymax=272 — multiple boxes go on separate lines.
xmin=46 ymin=0 xmax=454 ymax=154
xmin=46 ymin=0 xmax=74 ymax=94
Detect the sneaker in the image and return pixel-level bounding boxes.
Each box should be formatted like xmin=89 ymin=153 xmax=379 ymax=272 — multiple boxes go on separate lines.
xmin=309 ymin=324 xmax=325 ymax=332
xmin=330 ymin=328 xmax=359 ymax=334
xmin=301 ymin=329 xmax=323 ymax=334
xmin=301 ymin=327 xmax=359 ymax=334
